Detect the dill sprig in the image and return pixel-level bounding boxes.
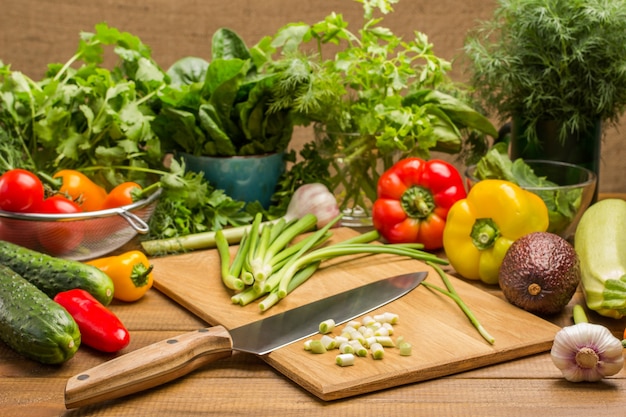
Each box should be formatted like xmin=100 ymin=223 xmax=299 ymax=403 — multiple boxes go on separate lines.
xmin=464 ymin=0 xmax=626 ymax=145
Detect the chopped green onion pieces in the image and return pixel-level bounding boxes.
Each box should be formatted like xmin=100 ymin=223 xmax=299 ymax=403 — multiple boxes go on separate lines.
xmin=364 ymin=336 xmax=377 ymax=348
xmin=374 ymin=327 xmax=390 ymax=337
xmin=399 ymin=342 xmax=413 ymax=356
xmin=374 ymin=312 xmax=399 ymax=324
xmin=320 ymin=335 xmax=336 ymax=350
xmin=349 ymin=340 xmax=368 ymax=357
xmin=309 ymin=340 xmax=327 ymax=354
xmin=339 ymin=342 xmax=354 ymax=354
xmin=336 ymin=353 xmax=355 ymax=367
xmin=319 ymin=319 xmax=336 ymax=334
xmin=374 ymin=336 xmax=395 ymax=347
xmin=305 ymin=312 xmax=410 ymax=364
xmin=370 ymin=342 xmax=385 ymax=360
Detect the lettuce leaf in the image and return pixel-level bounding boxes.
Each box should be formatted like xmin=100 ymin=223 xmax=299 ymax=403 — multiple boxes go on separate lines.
xmin=475 ymin=145 xmax=583 ymax=235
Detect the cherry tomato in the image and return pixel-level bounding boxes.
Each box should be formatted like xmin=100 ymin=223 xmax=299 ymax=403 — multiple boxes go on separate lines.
xmin=101 ymin=182 xmax=143 ymax=209
xmin=36 ymin=196 xmax=84 ymax=255
xmin=53 ymin=170 xmax=108 ymax=212
xmin=0 ymin=169 xmax=45 ymax=212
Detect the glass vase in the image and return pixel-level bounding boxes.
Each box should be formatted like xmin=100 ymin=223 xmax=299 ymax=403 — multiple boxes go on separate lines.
xmin=510 ymin=117 xmax=602 ymax=202
xmin=313 ymin=123 xmax=397 ymax=227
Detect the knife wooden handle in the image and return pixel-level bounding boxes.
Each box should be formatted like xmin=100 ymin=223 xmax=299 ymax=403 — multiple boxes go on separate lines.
xmin=65 ymin=325 xmax=233 ymax=409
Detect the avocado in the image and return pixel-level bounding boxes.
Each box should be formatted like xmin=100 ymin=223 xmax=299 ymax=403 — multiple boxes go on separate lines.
xmin=499 ymin=232 xmax=580 ymax=316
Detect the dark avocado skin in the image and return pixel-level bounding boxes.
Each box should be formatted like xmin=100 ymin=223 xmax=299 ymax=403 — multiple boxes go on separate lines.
xmin=499 ymin=232 xmax=581 ymax=316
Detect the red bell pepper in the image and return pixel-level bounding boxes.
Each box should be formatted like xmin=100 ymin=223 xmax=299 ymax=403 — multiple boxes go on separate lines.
xmin=372 ymin=157 xmax=467 ymax=250
xmin=54 ymin=289 xmax=130 ymax=353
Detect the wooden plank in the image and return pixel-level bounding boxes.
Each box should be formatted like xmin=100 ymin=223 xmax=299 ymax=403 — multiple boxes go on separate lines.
xmin=150 ymin=227 xmax=561 ymax=400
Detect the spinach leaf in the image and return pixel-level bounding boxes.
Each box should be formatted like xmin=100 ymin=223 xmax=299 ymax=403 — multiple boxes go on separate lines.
xmin=167 ymin=57 xmax=209 ymax=87
xmin=155 ymin=29 xmax=298 ymax=157
xmin=212 ymin=28 xmax=253 ymax=61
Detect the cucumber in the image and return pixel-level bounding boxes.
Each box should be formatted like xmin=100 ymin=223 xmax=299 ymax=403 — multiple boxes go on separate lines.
xmin=0 ymin=264 xmax=81 ymax=364
xmin=0 ymin=240 xmax=114 ymax=305
xmin=574 ymin=198 xmax=626 ymax=319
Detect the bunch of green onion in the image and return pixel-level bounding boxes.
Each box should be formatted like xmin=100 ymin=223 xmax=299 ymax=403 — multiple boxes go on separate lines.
xmin=215 ymin=212 xmax=446 ymax=311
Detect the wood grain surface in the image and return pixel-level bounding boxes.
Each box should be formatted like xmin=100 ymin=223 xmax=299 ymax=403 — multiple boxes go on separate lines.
xmin=150 ymin=227 xmax=561 ymax=400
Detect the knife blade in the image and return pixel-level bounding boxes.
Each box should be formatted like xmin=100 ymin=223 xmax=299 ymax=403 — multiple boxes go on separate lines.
xmin=64 ymin=271 xmax=427 ymax=409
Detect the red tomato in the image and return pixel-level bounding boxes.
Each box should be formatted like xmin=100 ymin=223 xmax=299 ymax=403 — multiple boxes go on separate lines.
xmin=101 ymin=182 xmax=142 ymax=209
xmin=36 ymin=196 xmax=85 ymax=255
xmin=0 ymin=169 xmax=45 ymax=212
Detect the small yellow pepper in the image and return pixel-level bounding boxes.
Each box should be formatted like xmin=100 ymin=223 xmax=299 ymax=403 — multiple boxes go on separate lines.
xmin=443 ymin=179 xmax=549 ymax=284
xmin=86 ymin=250 xmax=154 ymax=302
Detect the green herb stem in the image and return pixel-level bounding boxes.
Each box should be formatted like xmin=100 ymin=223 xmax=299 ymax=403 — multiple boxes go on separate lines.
xmin=250 ymin=214 xmax=318 ymax=281
xmin=275 ymin=243 xmax=447 ymax=299
xmin=572 ymin=304 xmax=589 ymax=325
xmin=215 ymin=230 xmax=244 ymax=291
xmin=261 ymin=215 xmax=343 ymax=294
xmin=269 ymin=232 xmax=332 ymax=271
xmin=424 ymin=262 xmax=495 ymax=345
xmin=231 ymin=285 xmax=264 ymax=306
xmin=228 ymin=230 xmax=250 ymax=278
xmin=248 ymin=218 xmax=274 ymax=281
xmin=258 ymin=261 xmax=321 ymax=312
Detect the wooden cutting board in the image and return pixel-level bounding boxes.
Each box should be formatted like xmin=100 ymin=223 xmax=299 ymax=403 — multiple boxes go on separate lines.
xmin=150 ymin=228 xmax=561 ymax=401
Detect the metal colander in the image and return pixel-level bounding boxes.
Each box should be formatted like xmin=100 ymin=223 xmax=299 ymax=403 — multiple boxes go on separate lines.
xmin=0 ymin=188 xmax=162 ymax=261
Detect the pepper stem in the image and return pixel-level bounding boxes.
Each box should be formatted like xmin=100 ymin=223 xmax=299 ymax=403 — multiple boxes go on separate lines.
xmin=470 ymin=218 xmax=501 ymax=250
xmin=401 ymin=186 xmax=435 ymax=219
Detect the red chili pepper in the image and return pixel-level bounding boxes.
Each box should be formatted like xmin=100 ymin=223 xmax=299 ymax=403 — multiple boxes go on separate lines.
xmin=54 ymin=289 xmax=130 ymax=353
xmin=372 ymin=157 xmax=467 ymax=250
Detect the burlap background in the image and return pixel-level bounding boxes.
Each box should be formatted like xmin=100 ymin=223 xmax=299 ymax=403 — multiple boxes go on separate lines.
xmin=1 ymin=0 xmax=623 ymax=192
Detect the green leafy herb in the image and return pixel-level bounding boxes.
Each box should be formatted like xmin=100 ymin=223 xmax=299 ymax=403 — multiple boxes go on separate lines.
xmin=0 ymin=23 xmax=260 ymax=240
xmin=152 ymin=28 xmax=307 ymax=157
xmin=258 ymin=0 xmax=497 ymax=212
xmin=464 ymin=0 xmax=626 ymax=145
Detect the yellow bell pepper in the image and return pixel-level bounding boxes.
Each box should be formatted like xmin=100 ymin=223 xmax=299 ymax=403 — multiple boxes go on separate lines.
xmin=86 ymin=250 xmax=154 ymax=302
xmin=443 ymin=179 xmax=549 ymax=284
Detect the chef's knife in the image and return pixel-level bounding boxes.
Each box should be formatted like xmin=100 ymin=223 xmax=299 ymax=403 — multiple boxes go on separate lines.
xmin=64 ymin=271 xmax=427 ymax=409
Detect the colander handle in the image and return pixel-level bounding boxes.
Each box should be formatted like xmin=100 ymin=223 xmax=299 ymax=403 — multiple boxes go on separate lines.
xmin=116 ymin=209 xmax=150 ymax=234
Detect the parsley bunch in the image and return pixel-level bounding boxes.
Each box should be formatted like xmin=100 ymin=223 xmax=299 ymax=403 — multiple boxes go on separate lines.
xmin=259 ymin=0 xmax=497 ymax=215
xmin=0 ymin=24 xmax=256 ymax=239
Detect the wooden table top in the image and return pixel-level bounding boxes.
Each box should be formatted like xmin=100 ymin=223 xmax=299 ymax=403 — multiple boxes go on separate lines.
xmin=2 ymin=194 xmax=626 ymax=417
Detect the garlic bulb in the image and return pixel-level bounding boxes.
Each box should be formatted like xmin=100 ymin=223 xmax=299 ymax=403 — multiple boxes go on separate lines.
xmin=551 ymin=322 xmax=624 ymax=382
xmin=285 ymin=183 xmax=340 ymax=228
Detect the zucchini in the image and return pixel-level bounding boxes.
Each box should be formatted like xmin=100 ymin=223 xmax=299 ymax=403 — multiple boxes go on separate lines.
xmin=0 ymin=264 xmax=81 ymax=364
xmin=574 ymin=198 xmax=626 ymax=318
xmin=0 ymin=240 xmax=114 ymax=305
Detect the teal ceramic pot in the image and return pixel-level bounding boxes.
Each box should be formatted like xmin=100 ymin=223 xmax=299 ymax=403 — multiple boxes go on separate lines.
xmin=180 ymin=152 xmax=285 ymax=208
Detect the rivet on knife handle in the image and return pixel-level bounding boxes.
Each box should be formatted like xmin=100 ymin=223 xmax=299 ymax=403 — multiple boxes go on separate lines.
xmin=64 ymin=326 xmax=232 ymax=409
